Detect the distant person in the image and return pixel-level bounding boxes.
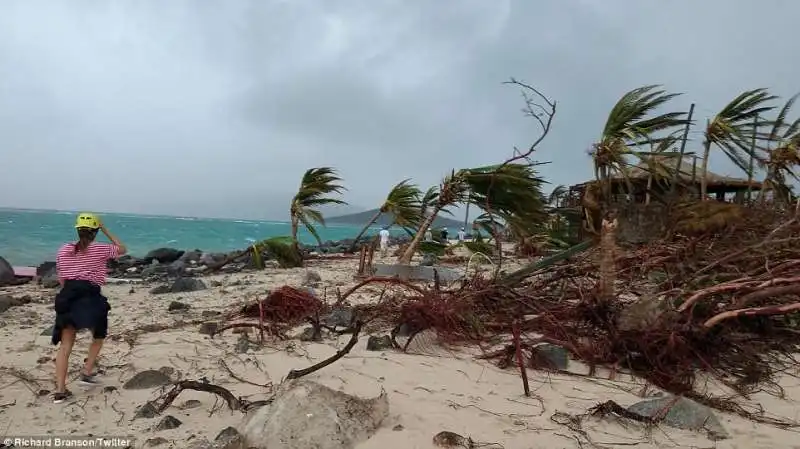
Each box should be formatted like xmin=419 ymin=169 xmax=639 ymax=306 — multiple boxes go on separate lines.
xmin=457 ymin=227 xmax=466 ymax=242
xmin=424 ymin=228 xmax=433 ymax=241
xmin=440 ymin=227 xmax=449 ymax=243
xmin=379 ymin=226 xmax=391 ymax=257
xmin=52 ymin=213 xmax=126 ymax=404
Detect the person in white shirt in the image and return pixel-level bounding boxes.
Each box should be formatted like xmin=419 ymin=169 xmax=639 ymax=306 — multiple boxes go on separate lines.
xmin=457 ymin=228 xmax=466 ymax=242
xmin=378 ymin=227 xmax=391 ymax=257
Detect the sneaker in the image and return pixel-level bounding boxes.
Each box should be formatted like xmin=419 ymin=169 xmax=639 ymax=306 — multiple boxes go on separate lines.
xmin=78 ymin=373 xmax=101 ymax=386
xmin=53 ymin=390 xmax=73 ymax=404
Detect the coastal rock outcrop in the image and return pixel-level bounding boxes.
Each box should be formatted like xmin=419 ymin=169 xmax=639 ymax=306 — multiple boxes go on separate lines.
xmin=241 ymin=380 xmax=389 ymax=449
xmin=0 ymin=256 xmax=14 ymax=285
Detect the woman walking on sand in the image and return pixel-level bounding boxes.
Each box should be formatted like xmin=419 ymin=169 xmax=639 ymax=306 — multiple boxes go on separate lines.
xmin=52 ymin=213 xmax=126 ymax=404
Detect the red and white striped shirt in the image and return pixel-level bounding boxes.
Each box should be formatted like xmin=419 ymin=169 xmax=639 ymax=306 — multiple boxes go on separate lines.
xmin=56 ymin=242 xmax=120 ymax=286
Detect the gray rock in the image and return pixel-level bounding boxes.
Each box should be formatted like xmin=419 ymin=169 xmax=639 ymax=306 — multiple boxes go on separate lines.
xmin=181 ymin=399 xmax=203 ymax=409
xmin=241 ymin=380 xmax=389 ymax=449
xmin=0 ymin=256 xmax=14 ymax=284
xmin=155 ymin=415 xmax=182 ymax=431
xmin=149 ymin=285 xmax=171 ymax=295
xmin=168 ymin=301 xmax=190 ymax=312
xmin=301 ymin=270 xmax=322 ymax=286
xmin=144 ymin=437 xmax=169 ymax=447
xmin=321 ymin=307 xmax=353 ymax=329
xmin=199 ymin=322 xmax=218 ymax=336
xmin=419 ymin=253 xmax=438 ymax=266
xmin=124 ymin=370 xmax=172 ymax=390
xmin=135 ymin=401 xmax=159 ymax=419
xmin=144 ymin=248 xmax=185 ymax=264
xmin=0 ymin=295 xmax=30 ymax=314
xmin=185 ymin=438 xmax=214 ymax=449
xmin=144 ymin=437 xmax=168 ymax=447
xmin=37 ymin=263 xmax=60 ymax=288
xmin=298 ymin=326 xmax=321 ymax=342
xmin=235 ymin=336 xmax=250 ymax=354
xmin=366 ymin=335 xmax=392 ymax=351
xmin=627 ymin=396 xmax=729 ymax=440
xmin=167 ymin=260 xmax=187 ymax=276
xmin=180 ymin=250 xmax=203 ymax=264
xmin=170 ymin=277 xmax=207 ymax=293
xmin=531 ymin=344 xmax=569 ymax=370
xmin=214 ymin=427 xmax=243 ymax=449
xmin=150 ymin=278 xmax=207 ymax=295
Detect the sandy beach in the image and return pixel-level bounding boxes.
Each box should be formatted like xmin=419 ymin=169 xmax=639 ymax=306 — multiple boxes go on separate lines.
xmin=1 ymin=251 xmax=799 ymax=449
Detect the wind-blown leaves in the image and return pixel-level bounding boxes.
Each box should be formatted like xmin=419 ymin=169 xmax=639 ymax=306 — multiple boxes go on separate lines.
xmin=290 ymin=167 xmax=347 ymax=254
xmin=592 ymin=85 xmax=691 ymax=200
xmin=349 ymin=179 xmax=423 ymax=250
xmin=398 ymin=162 xmax=548 ymax=263
xmin=703 ymin=88 xmax=777 ymax=179
xmin=758 ymin=93 xmax=800 ymax=203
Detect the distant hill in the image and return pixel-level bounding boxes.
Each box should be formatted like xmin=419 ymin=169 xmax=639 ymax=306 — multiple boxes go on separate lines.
xmin=327 ymin=209 xmax=468 ymax=229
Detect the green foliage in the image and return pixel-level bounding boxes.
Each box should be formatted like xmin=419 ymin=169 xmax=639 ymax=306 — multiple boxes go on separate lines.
xmin=252 ymin=236 xmax=303 ymax=269
xmin=705 ymin=88 xmax=777 ymax=172
xmin=291 ymin=167 xmax=347 ymax=245
xmin=462 ymin=240 xmax=495 ymax=256
xmin=381 ymin=179 xmax=423 ymax=227
xmin=417 ymin=240 xmax=448 ymax=256
xmin=592 ymin=85 xmax=691 ymax=196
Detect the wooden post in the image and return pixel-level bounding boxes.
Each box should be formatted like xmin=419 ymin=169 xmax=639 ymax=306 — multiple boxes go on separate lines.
xmin=670 ymin=103 xmax=695 ymax=195
xmin=512 ymin=321 xmax=530 ymax=397
xmin=746 ymin=115 xmax=757 ymax=203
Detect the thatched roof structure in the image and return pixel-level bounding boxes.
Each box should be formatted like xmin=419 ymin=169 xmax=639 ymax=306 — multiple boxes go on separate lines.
xmin=574 ymin=155 xmax=763 ymax=192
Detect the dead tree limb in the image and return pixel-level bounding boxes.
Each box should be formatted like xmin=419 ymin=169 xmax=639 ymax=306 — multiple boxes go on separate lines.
xmin=285 ymin=321 xmax=363 ymax=380
xmin=155 ymin=380 xmax=265 ymax=413
xmin=339 ymin=277 xmax=426 ymax=302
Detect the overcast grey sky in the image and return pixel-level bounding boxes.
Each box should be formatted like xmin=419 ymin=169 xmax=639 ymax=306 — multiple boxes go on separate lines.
xmin=0 ymin=0 xmax=796 ymax=220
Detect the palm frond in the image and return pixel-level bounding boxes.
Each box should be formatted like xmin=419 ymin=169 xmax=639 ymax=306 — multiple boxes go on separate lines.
xmin=253 ymin=236 xmax=302 ymax=268
xmin=382 ymin=179 xmax=423 ymax=227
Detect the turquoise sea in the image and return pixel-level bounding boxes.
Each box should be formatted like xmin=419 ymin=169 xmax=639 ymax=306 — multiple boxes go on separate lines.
xmin=0 ymin=209 xmax=385 ymax=267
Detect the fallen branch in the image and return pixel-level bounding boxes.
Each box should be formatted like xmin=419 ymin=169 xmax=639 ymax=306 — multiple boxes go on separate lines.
xmin=339 ymin=277 xmax=426 ymax=303
xmin=285 ymin=321 xmax=363 ymax=380
xmin=155 ymin=380 xmax=268 ymax=413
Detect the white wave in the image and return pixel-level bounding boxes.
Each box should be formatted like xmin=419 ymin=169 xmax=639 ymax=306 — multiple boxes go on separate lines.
xmin=166 ymin=239 xmax=178 ymax=244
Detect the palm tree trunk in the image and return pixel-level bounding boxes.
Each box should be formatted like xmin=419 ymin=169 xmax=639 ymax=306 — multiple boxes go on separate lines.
xmin=699 ymin=139 xmax=712 ymax=200
xmin=398 ymin=207 xmax=441 ymax=264
xmin=348 ymin=210 xmax=382 ymax=252
xmin=645 ymin=174 xmax=653 ymax=205
xmin=290 ymin=214 xmax=300 ymax=255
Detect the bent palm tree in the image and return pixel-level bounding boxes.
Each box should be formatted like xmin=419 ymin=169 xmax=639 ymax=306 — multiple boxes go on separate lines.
xmin=591 ymin=85 xmax=690 ymax=202
xmin=700 ymin=88 xmax=777 ymax=199
xmin=349 ymin=179 xmax=422 ymax=251
xmin=758 ymin=94 xmax=800 ymax=204
xmin=289 ymin=167 xmax=347 ymax=258
xmin=397 ymin=163 xmax=546 ymax=264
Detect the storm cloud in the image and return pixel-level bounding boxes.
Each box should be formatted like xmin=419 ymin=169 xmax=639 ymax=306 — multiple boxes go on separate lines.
xmin=1 ymin=0 xmax=797 ymax=219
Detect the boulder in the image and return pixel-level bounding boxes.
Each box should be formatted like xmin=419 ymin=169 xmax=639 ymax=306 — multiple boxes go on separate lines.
xmin=628 ymin=396 xmax=729 ymax=440
xmin=0 ymin=256 xmax=14 ymax=284
xmin=144 ymin=248 xmax=185 ymax=264
xmin=241 ymin=380 xmax=389 ymax=449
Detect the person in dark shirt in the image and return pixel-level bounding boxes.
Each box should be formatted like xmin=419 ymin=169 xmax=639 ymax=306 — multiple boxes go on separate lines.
xmin=440 ymin=227 xmax=449 ymax=242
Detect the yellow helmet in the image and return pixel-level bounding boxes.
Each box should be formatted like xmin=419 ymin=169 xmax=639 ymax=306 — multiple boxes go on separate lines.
xmin=75 ymin=212 xmax=101 ymax=229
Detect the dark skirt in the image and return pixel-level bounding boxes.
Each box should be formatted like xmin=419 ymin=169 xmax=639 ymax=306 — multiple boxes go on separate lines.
xmin=52 ymin=279 xmax=111 ymax=345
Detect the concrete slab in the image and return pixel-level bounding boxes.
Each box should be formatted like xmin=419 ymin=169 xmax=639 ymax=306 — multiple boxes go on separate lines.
xmin=372 ymin=263 xmax=463 ymax=283
xmin=12 ymin=266 xmax=36 ymax=278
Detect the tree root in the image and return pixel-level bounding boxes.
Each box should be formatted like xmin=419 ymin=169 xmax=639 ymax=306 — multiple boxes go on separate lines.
xmin=285 ymin=321 xmax=362 ymax=380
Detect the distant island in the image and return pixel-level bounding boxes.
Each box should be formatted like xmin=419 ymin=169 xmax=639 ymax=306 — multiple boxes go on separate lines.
xmin=326 ymin=209 xmax=468 ymax=230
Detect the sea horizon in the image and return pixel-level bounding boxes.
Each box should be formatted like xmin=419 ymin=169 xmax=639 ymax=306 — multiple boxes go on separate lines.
xmin=0 ymin=208 xmax=388 ymax=267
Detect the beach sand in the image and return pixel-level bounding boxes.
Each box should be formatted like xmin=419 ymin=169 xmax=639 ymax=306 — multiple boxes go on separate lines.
xmin=1 ymin=251 xmax=798 ymax=448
